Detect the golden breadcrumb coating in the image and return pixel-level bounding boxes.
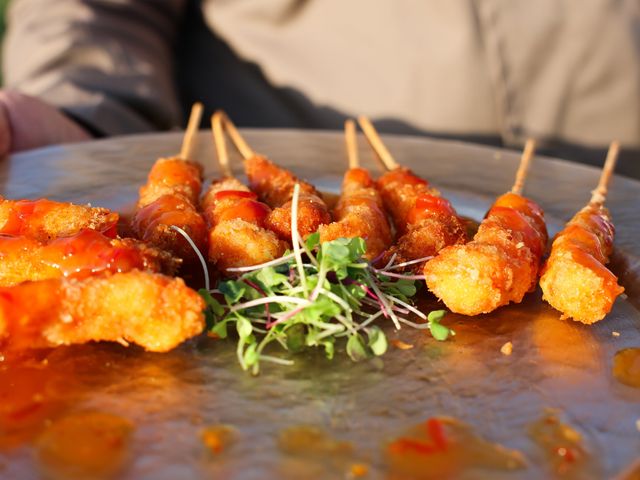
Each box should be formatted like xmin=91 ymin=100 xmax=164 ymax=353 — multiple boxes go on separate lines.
xmin=266 ymin=192 xmax=332 ymax=240
xmin=201 ymin=178 xmax=288 ymax=272
xmin=138 ymin=157 xmax=203 ymax=207
xmin=132 ymin=194 xmax=208 ymax=264
xmin=0 ymin=270 xmax=205 ymax=353
xmin=244 ymin=155 xmax=331 ymax=239
xmin=376 ymin=167 xmax=434 ymax=234
xmin=376 ymin=167 xmax=468 ymax=271
xmin=319 ymin=168 xmax=392 ymax=260
xmin=201 ymin=177 xmax=250 ymax=221
xmin=0 ymin=229 xmax=180 ymax=287
xmin=0 ymin=198 xmax=118 ymax=241
xmin=540 ymin=203 xmax=623 ymax=324
xmin=384 ymin=215 xmax=468 ymax=272
xmin=425 ymin=242 xmax=535 ymax=315
xmin=244 ymin=155 xmax=319 ymax=208
xmin=425 ymin=193 xmax=547 ymax=315
xmin=133 ymin=156 xmax=207 ymax=264
xmin=209 ymin=218 xmax=287 ymax=272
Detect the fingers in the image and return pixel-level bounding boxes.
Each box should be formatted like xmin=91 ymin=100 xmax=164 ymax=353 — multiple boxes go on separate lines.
xmin=0 ymin=99 xmax=11 ymax=157
xmin=0 ymin=89 xmax=91 ymax=154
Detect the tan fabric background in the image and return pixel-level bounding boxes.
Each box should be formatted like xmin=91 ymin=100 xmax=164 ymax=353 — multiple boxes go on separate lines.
xmin=3 ymin=0 xmax=640 ymax=175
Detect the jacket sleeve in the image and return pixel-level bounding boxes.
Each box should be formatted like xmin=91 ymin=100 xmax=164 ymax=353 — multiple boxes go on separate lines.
xmin=2 ymin=0 xmax=186 ymax=136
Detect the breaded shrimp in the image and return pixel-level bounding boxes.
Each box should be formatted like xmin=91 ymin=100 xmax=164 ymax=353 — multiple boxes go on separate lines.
xmin=0 ymin=270 xmax=205 ymax=353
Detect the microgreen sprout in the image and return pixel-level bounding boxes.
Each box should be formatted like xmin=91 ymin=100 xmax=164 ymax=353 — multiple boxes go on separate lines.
xmin=171 ymin=225 xmax=210 ymax=291
xmin=198 ymin=184 xmax=453 ymax=374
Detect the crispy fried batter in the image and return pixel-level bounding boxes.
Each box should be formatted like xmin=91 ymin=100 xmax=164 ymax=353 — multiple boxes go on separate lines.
xmin=425 ymin=242 xmax=535 ymax=316
xmin=245 ymin=155 xmax=319 ymax=208
xmin=384 ymin=215 xmax=468 ymax=271
xmin=376 ymin=167 xmax=434 ymax=234
xmin=425 ymin=193 xmax=547 ymax=315
xmin=376 ymin=168 xmax=468 ymax=270
xmin=0 ymin=198 xmax=118 ymax=241
xmin=0 ymin=229 xmax=180 ymax=287
xmin=201 ymin=177 xmax=250 ymax=220
xmin=319 ymin=168 xmax=392 ymax=260
xmin=244 ymin=155 xmax=331 ymax=239
xmin=138 ymin=157 xmax=203 ymax=207
xmin=132 ymin=194 xmax=208 ymax=264
xmin=209 ymin=218 xmax=286 ymax=271
xmin=266 ymin=193 xmax=332 ymax=240
xmin=202 ymin=178 xmax=287 ymax=272
xmin=540 ymin=203 xmax=624 ymax=324
xmin=133 ymin=156 xmax=207 ymax=264
xmin=0 ymin=270 xmax=205 ymax=353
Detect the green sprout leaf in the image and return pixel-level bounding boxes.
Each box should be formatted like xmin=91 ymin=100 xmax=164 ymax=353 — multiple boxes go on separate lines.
xmin=427 ymin=310 xmax=447 ymax=323
xmin=243 ymin=343 xmax=259 ymax=367
xmin=300 ymin=296 xmax=341 ymax=323
xmin=320 ymin=239 xmax=351 ymax=277
xmin=321 ymin=339 xmax=335 ymax=360
xmin=199 ymin=289 xmax=225 ymax=316
xmin=428 ymin=310 xmax=454 ymax=341
xmin=236 ymin=316 xmax=253 ymax=339
xmin=390 ymin=280 xmax=417 ymax=298
xmin=205 ymin=197 xmax=453 ymax=374
xmin=210 ymin=320 xmax=228 ymax=339
xmin=219 ymin=280 xmax=247 ymax=303
xmin=347 ymin=237 xmax=367 ymax=260
xmin=199 ymin=289 xmax=226 ymax=330
xmin=286 ymin=324 xmax=306 ymax=353
xmin=305 ymin=232 xmax=320 ymax=251
xmin=255 ymin=267 xmax=289 ymax=290
xmin=346 ymin=334 xmax=369 ymax=362
xmin=367 ymin=326 xmax=388 ymax=356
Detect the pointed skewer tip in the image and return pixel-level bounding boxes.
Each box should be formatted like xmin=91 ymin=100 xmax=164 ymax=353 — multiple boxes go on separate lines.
xmin=345 ymin=119 xmax=359 ymax=169
xmin=179 ymin=102 xmax=204 ymax=161
xmin=356 ymin=116 xmax=399 ymax=172
xmin=510 ymin=138 xmax=537 ymax=196
xmin=590 ymin=140 xmax=621 ymax=205
xmin=215 ymin=110 xmax=255 ymax=161
xmin=211 ymin=112 xmax=233 ymax=178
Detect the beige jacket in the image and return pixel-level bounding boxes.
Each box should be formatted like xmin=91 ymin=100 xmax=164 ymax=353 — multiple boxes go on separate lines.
xmin=3 ymin=1 xmax=640 ymax=174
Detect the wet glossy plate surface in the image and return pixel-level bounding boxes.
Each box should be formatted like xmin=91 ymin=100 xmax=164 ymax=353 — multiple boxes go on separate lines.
xmin=1 ymin=131 xmax=639 ymax=479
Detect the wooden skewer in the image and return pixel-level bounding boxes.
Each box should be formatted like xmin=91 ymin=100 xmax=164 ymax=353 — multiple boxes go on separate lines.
xmin=345 ymin=119 xmax=359 ymax=169
xmin=214 ymin=110 xmax=255 ymax=160
xmin=179 ymin=102 xmax=204 ymax=160
xmin=211 ymin=112 xmax=233 ymax=178
xmin=510 ymin=138 xmax=537 ymax=196
xmin=590 ymin=140 xmax=620 ymax=206
xmin=357 ymin=115 xmax=399 ymax=171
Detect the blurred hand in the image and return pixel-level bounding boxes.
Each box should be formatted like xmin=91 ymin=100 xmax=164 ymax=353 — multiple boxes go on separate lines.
xmin=0 ymin=90 xmax=91 ymax=155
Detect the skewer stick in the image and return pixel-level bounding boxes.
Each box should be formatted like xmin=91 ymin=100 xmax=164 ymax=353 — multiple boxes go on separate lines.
xmin=590 ymin=140 xmax=620 ymax=206
xmin=510 ymin=138 xmax=537 ymax=195
xmin=211 ymin=112 xmax=233 ymax=178
xmin=357 ymin=115 xmax=399 ymax=171
xmin=179 ymin=102 xmax=204 ymax=160
xmin=214 ymin=110 xmax=255 ymax=160
xmin=345 ymin=119 xmax=359 ymax=169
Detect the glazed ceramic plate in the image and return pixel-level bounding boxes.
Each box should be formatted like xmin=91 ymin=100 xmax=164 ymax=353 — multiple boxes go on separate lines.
xmin=1 ymin=130 xmax=639 ymax=479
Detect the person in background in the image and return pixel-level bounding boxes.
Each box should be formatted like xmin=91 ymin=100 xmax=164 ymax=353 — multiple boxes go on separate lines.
xmin=1 ymin=0 xmax=639 ymax=177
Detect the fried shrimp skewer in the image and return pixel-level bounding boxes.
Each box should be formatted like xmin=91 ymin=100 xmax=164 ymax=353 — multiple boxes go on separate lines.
xmin=357 ymin=116 xmax=467 ymax=271
xmin=200 ymin=112 xmax=286 ymax=273
xmin=540 ymin=142 xmax=624 ymax=324
xmin=0 ymin=229 xmax=180 ymax=287
xmin=132 ymin=103 xmax=208 ymax=263
xmin=318 ymin=120 xmax=392 ymax=260
xmin=424 ymin=140 xmax=548 ymax=315
xmin=0 ymin=197 xmax=118 ymax=241
xmin=0 ymin=270 xmax=205 ymax=353
xmin=213 ymin=111 xmax=331 ymax=240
